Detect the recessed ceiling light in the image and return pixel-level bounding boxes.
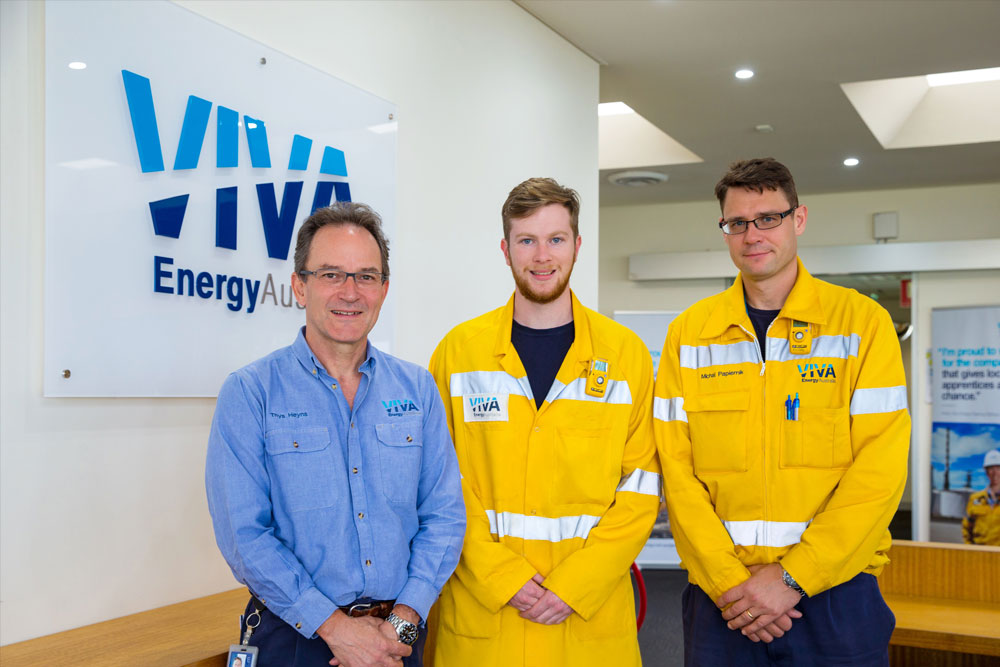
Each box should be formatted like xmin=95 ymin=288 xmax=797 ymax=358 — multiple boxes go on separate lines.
xmin=68 ymin=62 xmax=87 ymax=70
xmin=843 ymin=157 xmax=860 ymax=167
xmin=735 ymin=69 xmax=754 ymax=80
xmin=598 ymin=101 xmax=635 ymax=117
xmin=926 ymin=67 xmax=1000 ymax=87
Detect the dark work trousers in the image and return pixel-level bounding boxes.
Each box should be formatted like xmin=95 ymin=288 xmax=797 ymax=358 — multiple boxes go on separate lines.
xmin=682 ymin=572 xmax=894 ymax=667
xmin=240 ymin=598 xmax=425 ymax=667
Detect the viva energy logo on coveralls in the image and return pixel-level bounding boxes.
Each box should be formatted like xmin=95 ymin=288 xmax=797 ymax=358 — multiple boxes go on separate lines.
xmin=383 ymin=399 xmax=420 ymax=417
xmin=463 ymin=394 xmax=509 ymax=422
xmin=122 ymin=70 xmax=352 ymax=314
xmin=798 ymin=363 xmax=837 ymax=383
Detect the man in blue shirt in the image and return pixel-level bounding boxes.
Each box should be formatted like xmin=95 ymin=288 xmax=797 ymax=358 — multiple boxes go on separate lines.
xmin=206 ymin=202 xmax=465 ymax=667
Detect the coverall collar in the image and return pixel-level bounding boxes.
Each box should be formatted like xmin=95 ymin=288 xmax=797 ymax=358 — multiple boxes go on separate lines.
xmin=700 ymin=257 xmax=826 ymax=339
xmin=494 ymin=290 xmax=593 ymax=380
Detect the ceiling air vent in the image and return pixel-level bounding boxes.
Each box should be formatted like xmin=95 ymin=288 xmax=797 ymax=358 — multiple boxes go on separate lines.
xmin=607 ymin=170 xmax=668 ymax=187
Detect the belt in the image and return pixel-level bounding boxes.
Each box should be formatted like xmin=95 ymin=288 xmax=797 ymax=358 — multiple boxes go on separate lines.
xmin=250 ymin=595 xmax=395 ymax=620
xmin=339 ymin=599 xmax=395 ymax=619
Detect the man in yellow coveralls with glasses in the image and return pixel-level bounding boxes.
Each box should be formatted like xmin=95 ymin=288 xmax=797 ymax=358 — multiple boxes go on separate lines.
xmin=655 ymin=158 xmax=910 ymax=666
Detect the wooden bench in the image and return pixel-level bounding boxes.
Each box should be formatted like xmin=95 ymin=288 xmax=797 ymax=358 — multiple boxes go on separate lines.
xmin=880 ymin=540 xmax=1000 ymax=666
xmin=0 ymin=587 xmax=248 ymax=667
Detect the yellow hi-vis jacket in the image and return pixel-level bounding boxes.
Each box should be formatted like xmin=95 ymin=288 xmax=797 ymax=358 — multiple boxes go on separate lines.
xmin=654 ymin=260 xmax=910 ymax=600
xmin=962 ymin=489 xmax=1000 ymax=545
xmin=427 ymin=292 xmax=661 ymax=667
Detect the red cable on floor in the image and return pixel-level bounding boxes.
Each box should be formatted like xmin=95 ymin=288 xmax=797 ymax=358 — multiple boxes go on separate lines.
xmin=631 ymin=561 xmax=647 ymax=631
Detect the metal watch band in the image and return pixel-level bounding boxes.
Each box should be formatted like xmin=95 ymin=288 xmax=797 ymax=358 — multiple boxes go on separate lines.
xmin=386 ymin=612 xmax=419 ymax=646
xmin=781 ymin=568 xmax=807 ymax=597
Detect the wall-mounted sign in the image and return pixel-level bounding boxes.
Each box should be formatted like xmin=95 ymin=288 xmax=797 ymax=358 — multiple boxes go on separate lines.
xmin=45 ymin=0 xmax=397 ymax=396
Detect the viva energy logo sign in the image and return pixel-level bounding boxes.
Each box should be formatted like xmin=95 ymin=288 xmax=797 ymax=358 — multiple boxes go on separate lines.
xmin=122 ymin=70 xmax=350 ymax=314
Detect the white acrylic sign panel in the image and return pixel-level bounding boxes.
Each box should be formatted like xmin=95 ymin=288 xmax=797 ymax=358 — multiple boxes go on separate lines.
xmin=45 ymin=0 xmax=397 ymax=396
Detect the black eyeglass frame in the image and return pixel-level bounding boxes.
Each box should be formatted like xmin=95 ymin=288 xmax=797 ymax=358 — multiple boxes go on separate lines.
xmin=297 ymin=269 xmax=387 ymax=286
xmin=718 ymin=206 xmax=798 ymax=235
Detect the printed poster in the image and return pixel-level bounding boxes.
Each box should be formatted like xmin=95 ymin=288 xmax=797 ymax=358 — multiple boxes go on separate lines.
xmin=930 ymin=306 xmax=1000 ymax=534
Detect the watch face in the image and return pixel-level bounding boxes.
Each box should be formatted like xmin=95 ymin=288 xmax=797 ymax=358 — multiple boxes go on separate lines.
xmin=389 ymin=614 xmax=419 ymax=645
xmin=398 ymin=623 xmax=418 ymax=645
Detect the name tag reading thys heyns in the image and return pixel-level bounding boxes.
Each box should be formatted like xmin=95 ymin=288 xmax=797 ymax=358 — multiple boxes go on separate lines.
xmin=463 ymin=393 xmax=509 ymax=422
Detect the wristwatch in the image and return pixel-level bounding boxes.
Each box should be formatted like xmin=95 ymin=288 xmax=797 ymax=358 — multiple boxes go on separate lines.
xmin=781 ymin=568 xmax=807 ymax=597
xmin=386 ymin=612 xmax=419 ymax=646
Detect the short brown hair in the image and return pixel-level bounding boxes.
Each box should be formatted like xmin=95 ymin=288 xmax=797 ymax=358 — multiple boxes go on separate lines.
xmin=293 ymin=202 xmax=390 ymax=278
xmin=501 ymin=178 xmax=580 ymax=240
xmin=714 ymin=158 xmax=799 ymax=212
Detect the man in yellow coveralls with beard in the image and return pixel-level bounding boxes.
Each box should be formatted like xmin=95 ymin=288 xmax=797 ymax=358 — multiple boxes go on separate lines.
xmin=427 ymin=178 xmax=662 ymax=666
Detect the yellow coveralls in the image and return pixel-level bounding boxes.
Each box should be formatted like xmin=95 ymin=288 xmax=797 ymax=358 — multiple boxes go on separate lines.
xmin=962 ymin=489 xmax=1000 ymax=545
xmin=654 ymin=260 xmax=910 ymax=600
xmin=428 ymin=293 xmax=661 ymax=666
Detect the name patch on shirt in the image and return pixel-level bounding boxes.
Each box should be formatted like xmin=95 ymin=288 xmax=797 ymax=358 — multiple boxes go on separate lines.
xmin=463 ymin=393 xmax=508 ymax=422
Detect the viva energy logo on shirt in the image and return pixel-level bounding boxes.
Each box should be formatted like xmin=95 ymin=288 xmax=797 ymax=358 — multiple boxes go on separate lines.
xmin=799 ymin=362 xmax=837 ymax=383
xmin=122 ymin=70 xmax=352 ymax=314
xmin=383 ymin=399 xmax=420 ymax=417
xmin=463 ymin=394 xmax=509 ymax=422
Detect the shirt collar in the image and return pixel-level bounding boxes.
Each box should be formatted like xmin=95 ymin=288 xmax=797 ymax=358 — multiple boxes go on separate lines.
xmin=291 ymin=326 xmax=377 ymax=377
xmin=700 ymin=257 xmax=826 ymax=339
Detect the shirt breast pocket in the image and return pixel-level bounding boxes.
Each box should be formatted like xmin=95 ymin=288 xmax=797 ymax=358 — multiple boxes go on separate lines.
xmin=685 ymin=390 xmax=750 ymax=473
xmin=265 ymin=427 xmax=338 ymax=512
xmin=375 ymin=422 xmax=423 ymax=505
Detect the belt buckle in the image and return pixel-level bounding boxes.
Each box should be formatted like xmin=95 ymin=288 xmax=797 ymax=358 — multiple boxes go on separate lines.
xmin=348 ymin=601 xmax=376 ymax=616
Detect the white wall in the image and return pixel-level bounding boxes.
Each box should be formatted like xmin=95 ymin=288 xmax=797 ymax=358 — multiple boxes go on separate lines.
xmin=599 ymin=182 xmax=1000 ymax=317
xmin=0 ymin=0 xmax=597 ymax=643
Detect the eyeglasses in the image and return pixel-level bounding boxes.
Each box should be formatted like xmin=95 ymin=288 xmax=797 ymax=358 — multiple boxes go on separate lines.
xmin=298 ymin=269 xmax=386 ymax=289
xmin=718 ymin=206 xmax=798 ymax=235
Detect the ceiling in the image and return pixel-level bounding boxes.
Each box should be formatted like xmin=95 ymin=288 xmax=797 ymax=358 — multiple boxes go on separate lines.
xmin=516 ymin=0 xmax=1000 ymax=207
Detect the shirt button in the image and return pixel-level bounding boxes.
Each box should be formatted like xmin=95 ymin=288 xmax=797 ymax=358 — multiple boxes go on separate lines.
xmin=295 ymin=622 xmax=301 ymax=629
xmin=293 ymin=441 xmax=299 ymax=448
xmin=406 ymin=435 xmax=413 ymax=442
xmin=351 ymin=423 xmax=355 ymax=429
xmin=534 ymin=427 xmax=540 ymax=432
xmin=331 ymin=383 xmax=337 ymax=389
xmin=365 ymin=559 xmax=371 ymax=566
xmin=312 ymin=369 xmax=317 ymax=375
xmin=353 ymin=467 xmax=358 ymax=474
xmin=358 ymin=512 xmax=364 ymax=519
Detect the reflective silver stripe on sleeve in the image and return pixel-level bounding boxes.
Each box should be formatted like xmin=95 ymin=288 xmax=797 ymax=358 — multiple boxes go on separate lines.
xmin=768 ymin=333 xmax=861 ymax=363
xmin=850 ymin=385 xmax=908 ymax=415
xmin=616 ymin=468 xmax=662 ymax=497
xmin=485 ymin=510 xmax=601 ymax=542
xmin=679 ymin=341 xmax=759 ymax=370
xmin=653 ymin=396 xmax=687 ymax=423
xmin=544 ymin=377 xmax=632 ymax=406
xmin=723 ymin=520 xmax=810 ymax=547
xmin=449 ymin=370 xmax=533 ymax=400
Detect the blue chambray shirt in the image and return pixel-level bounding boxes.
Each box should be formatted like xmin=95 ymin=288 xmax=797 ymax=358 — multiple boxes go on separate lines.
xmin=206 ymin=328 xmax=465 ymax=638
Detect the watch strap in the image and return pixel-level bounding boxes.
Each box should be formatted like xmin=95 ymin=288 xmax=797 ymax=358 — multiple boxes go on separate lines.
xmin=781 ymin=568 xmax=807 ymax=597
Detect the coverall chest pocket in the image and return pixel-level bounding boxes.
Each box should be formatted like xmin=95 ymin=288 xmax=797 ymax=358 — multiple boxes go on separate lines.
xmin=554 ymin=427 xmax=617 ymax=506
xmin=265 ymin=427 xmax=337 ymax=512
xmin=375 ymin=421 xmax=423 ymax=504
xmin=685 ymin=390 xmax=749 ymax=473
xmin=780 ymin=407 xmax=852 ymax=468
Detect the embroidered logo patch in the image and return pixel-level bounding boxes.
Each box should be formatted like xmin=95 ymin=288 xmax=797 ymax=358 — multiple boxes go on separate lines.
xmin=463 ymin=393 xmax=508 ymax=422
xmin=382 ymin=399 xmax=420 ymax=417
